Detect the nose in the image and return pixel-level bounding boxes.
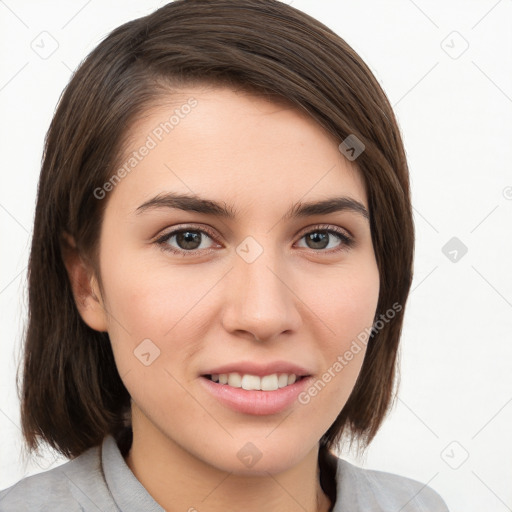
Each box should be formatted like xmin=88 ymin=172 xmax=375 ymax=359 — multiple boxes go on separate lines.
xmin=220 ymin=242 xmax=302 ymax=343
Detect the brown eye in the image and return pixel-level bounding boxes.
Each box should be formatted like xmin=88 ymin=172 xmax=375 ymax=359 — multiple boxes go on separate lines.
xmin=156 ymin=227 xmax=218 ymax=255
xmin=175 ymin=230 xmax=203 ymax=250
xmin=303 ymin=231 xmax=330 ymax=249
xmin=296 ymin=226 xmax=354 ymax=253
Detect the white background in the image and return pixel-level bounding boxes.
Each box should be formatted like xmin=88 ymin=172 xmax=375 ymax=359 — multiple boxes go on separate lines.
xmin=1 ymin=1 xmax=511 ymax=511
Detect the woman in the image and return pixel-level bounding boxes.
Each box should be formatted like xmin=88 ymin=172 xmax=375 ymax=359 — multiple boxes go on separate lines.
xmin=0 ymin=0 xmax=449 ymax=510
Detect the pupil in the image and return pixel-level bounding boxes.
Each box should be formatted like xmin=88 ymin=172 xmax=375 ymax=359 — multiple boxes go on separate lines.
xmin=177 ymin=231 xmax=201 ymax=250
xmin=307 ymin=231 xmax=328 ymax=249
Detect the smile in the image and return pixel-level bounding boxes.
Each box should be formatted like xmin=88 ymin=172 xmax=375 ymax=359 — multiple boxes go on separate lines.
xmin=204 ymin=372 xmax=303 ymax=391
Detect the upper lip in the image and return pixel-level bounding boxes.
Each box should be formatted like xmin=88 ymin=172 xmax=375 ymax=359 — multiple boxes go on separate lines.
xmin=202 ymin=361 xmax=312 ymax=377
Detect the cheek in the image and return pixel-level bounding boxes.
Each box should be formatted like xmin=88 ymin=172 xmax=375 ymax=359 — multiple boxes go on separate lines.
xmin=100 ymin=245 xmax=219 ymax=336
xmin=297 ymin=257 xmax=380 ymax=347
xmin=97 ymin=245 xmax=215 ymax=379
xmin=296 ymin=281 xmax=375 ymax=428
xmin=295 ymin=258 xmax=379 ymax=411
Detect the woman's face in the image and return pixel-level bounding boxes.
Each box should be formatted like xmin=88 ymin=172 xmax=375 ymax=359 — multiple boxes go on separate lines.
xmin=91 ymin=86 xmax=379 ymax=474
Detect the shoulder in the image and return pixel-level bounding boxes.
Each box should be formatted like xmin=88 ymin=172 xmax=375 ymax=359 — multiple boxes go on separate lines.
xmin=0 ymin=443 xmax=116 ymax=512
xmin=334 ymin=457 xmax=450 ymax=512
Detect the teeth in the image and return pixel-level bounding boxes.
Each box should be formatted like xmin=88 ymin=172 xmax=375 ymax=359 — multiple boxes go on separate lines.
xmin=228 ymin=373 xmax=242 ymax=388
xmin=260 ymin=374 xmax=279 ymax=391
xmin=278 ymin=374 xmax=288 ymax=388
xmin=208 ymin=372 xmax=300 ymax=390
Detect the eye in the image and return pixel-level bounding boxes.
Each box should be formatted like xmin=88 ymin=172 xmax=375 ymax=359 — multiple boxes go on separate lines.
xmin=155 ymin=223 xmax=354 ymax=257
xmin=155 ymin=226 xmax=218 ymax=255
xmin=295 ymin=225 xmax=354 ymax=253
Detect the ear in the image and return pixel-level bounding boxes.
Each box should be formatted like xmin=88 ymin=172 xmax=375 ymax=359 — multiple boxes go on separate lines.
xmin=60 ymin=232 xmax=109 ymax=332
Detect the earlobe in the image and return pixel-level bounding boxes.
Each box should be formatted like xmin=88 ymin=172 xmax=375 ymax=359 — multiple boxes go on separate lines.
xmin=60 ymin=232 xmax=109 ymax=332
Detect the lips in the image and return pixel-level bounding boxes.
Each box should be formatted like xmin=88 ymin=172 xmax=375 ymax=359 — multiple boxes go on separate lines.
xmin=199 ymin=372 xmax=313 ymax=415
xmin=198 ymin=360 xmax=314 ymax=414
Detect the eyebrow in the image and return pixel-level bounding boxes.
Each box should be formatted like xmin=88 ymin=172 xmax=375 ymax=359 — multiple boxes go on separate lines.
xmin=135 ymin=192 xmax=369 ymax=221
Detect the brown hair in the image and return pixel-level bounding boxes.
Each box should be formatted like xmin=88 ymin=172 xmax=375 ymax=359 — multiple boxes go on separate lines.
xmin=19 ymin=0 xmax=413 ymax=501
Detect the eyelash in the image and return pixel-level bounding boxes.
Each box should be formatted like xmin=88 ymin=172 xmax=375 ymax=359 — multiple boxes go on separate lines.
xmin=154 ymin=224 xmax=355 ymax=257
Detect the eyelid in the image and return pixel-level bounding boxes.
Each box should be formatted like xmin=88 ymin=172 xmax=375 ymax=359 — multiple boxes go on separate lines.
xmin=295 ymin=223 xmax=352 ymax=240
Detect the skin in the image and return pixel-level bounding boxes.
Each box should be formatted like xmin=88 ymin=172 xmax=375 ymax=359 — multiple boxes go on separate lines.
xmin=64 ymin=86 xmax=380 ymax=512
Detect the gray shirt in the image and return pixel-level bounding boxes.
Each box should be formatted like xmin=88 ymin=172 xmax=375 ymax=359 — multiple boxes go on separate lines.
xmin=0 ymin=435 xmax=449 ymax=511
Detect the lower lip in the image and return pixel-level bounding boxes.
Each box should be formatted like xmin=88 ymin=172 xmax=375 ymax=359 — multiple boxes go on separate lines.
xmin=199 ymin=376 xmax=312 ymax=415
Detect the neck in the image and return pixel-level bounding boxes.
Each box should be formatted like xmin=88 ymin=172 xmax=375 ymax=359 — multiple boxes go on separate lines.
xmin=124 ymin=408 xmax=332 ymax=512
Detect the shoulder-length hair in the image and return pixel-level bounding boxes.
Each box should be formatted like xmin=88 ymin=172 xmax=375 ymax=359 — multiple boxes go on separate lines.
xmin=20 ymin=0 xmax=413 ymax=474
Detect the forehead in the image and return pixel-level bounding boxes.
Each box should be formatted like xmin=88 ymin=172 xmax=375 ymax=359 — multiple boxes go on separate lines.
xmin=107 ymin=86 xmax=367 ymax=216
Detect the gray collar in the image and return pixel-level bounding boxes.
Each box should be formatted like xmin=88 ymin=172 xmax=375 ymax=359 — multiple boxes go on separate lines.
xmin=102 ymin=435 xmax=164 ymax=511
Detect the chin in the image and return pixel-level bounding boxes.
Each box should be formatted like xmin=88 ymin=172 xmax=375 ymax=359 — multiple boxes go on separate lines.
xmin=197 ymin=436 xmax=316 ymax=476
